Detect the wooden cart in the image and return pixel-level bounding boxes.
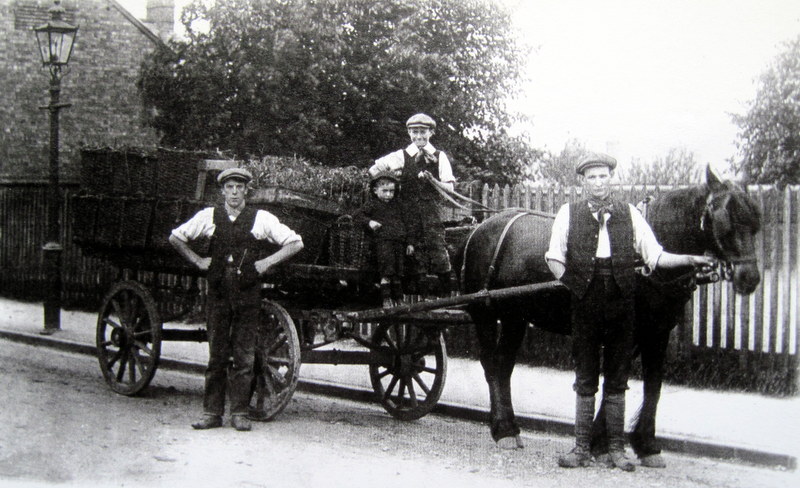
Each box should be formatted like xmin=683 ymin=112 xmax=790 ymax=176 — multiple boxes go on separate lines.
xmin=71 ymin=153 xmax=561 ymax=421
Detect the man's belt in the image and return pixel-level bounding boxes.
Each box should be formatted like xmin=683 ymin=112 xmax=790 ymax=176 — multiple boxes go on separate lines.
xmin=594 ymin=257 xmax=613 ymax=275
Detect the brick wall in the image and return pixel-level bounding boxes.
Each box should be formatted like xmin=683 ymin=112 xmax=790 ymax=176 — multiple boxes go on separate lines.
xmin=0 ymin=0 xmax=162 ymax=182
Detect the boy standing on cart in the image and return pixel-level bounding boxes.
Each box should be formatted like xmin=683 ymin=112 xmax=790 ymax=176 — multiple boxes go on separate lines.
xmin=369 ymin=113 xmax=457 ymax=299
xmin=169 ymin=167 xmax=304 ymax=432
xmin=353 ymin=171 xmax=413 ymax=308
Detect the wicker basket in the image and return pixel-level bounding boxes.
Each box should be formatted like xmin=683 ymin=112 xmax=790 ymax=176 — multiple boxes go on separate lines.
xmin=120 ymin=198 xmax=156 ymax=248
xmin=155 ymin=148 xmax=208 ymax=198
xmin=94 ymin=196 xmax=125 ymax=248
xmin=328 ymin=214 xmax=372 ymax=269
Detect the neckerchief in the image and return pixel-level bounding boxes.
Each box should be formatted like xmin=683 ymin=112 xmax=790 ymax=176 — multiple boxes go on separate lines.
xmin=587 ymin=196 xmax=613 ymax=219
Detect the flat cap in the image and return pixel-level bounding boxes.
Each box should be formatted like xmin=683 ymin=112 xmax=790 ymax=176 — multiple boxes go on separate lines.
xmin=576 ymin=153 xmax=617 ymax=175
xmin=406 ymin=113 xmax=436 ymax=129
xmin=217 ymin=167 xmax=253 ymax=185
xmin=370 ymin=169 xmax=399 ymax=185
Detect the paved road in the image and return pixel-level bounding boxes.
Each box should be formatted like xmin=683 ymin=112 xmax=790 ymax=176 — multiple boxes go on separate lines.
xmin=0 ymin=339 xmax=795 ymax=488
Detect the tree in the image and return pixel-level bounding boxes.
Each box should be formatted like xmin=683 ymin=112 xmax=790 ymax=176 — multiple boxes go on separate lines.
xmin=138 ymin=0 xmax=532 ymax=183
xmin=620 ymin=147 xmax=702 ymax=185
xmin=732 ymin=35 xmax=800 ymax=186
xmin=532 ymin=138 xmax=590 ymax=186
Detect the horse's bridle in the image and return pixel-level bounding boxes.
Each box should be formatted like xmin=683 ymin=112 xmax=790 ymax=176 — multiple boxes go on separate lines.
xmin=700 ymin=191 xmax=758 ymax=278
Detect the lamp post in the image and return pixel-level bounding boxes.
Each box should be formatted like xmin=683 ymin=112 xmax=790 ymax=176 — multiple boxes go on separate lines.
xmin=34 ymin=0 xmax=78 ymax=335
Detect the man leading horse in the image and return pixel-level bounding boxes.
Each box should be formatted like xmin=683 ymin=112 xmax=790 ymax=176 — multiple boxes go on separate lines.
xmin=545 ymin=153 xmax=714 ymax=471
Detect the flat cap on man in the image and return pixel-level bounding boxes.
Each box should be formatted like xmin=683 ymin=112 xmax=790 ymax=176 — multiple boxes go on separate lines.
xmin=406 ymin=113 xmax=436 ymax=130
xmin=575 ymin=153 xmax=617 ymax=175
xmin=217 ymin=167 xmax=253 ymax=185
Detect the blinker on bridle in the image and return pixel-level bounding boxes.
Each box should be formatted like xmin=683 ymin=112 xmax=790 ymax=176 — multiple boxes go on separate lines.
xmin=700 ymin=191 xmax=758 ymax=278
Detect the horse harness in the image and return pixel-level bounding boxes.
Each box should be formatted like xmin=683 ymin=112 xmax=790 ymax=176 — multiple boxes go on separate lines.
xmin=460 ymin=210 xmax=535 ymax=292
xmin=639 ymin=191 xmax=756 ymax=289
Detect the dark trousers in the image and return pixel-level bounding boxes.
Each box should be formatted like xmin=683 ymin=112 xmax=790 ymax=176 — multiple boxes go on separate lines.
xmin=203 ymin=269 xmax=260 ymax=416
xmin=570 ymin=268 xmax=635 ymax=397
xmin=375 ymin=240 xmax=405 ymax=278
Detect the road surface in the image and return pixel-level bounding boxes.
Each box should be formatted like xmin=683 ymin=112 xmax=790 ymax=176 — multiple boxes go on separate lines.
xmin=0 ymin=340 xmax=794 ymax=488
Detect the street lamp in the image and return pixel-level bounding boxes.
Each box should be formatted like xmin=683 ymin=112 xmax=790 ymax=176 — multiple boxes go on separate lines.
xmin=34 ymin=0 xmax=78 ymax=335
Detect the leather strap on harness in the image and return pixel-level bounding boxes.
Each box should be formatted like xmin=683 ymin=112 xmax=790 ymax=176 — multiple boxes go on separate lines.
xmin=460 ymin=210 xmax=531 ymax=291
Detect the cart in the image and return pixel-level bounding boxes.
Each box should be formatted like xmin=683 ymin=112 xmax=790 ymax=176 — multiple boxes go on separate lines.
xmin=71 ymin=151 xmax=561 ymax=421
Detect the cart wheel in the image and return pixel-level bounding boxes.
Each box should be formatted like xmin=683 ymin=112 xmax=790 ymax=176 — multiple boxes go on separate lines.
xmin=96 ymin=280 xmax=162 ymax=396
xmin=369 ymin=323 xmax=447 ymax=421
xmin=248 ymin=300 xmax=301 ymax=421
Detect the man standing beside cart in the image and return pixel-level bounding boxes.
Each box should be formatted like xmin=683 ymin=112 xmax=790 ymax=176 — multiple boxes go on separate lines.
xmin=169 ymin=167 xmax=304 ymax=431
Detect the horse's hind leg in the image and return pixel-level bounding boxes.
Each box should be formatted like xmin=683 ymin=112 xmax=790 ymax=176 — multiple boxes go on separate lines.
xmin=472 ymin=307 xmax=526 ymax=448
xmin=631 ymin=329 xmax=670 ymax=468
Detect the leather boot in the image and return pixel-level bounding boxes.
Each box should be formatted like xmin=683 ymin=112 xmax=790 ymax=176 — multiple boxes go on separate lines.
xmin=380 ymin=281 xmax=393 ymax=309
xmin=191 ymin=414 xmax=222 ymax=430
xmin=605 ymin=393 xmax=635 ymax=472
xmin=231 ymin=414 xmax=252 ymax=431
xmin=558 ymin=395 xmax=594 ymax=468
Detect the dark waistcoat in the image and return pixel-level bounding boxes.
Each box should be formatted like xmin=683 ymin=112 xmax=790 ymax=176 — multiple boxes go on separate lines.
xmin=207 ymin=205 xmax=260 ymax=290
xmin=400 ymin=150 xmax=441 ymax=202
xmin=560 ymin=199 xmax=637 ymax=299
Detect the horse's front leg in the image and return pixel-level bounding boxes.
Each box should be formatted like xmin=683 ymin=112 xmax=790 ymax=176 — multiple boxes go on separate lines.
xmin=629 ymin=325 xmax=671 ymax=468
xmin=473 ymin=311 xmax=526 ymax=449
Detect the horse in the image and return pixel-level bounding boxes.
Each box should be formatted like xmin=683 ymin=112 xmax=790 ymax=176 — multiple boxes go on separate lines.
xmin=456 ymin=165 xmax=761 ymax=465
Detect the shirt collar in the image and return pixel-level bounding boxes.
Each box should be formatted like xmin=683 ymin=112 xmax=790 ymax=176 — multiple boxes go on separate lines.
xmin=405 ymin=143 xmax=437 ymax=157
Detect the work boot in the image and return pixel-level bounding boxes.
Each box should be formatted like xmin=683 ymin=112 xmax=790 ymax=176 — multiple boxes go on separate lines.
xmin=605 ymin=393 xmax=635 ymax=472
xmin=231 ymin=414 xmax=252 ymax=432
xmin=557 ymin=395 xmax=594 ymax=468
xmin=391 ymin=279 xmax=404 ymax=303
xmin=379 ymin=281 xmax=392 ymax=307
xmin=191 ymin=414 xmax=222 ymax=430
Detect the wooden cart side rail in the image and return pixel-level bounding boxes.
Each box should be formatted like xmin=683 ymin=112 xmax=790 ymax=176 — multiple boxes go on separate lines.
xmin=345 ymin=280 xmax=566 ymax=321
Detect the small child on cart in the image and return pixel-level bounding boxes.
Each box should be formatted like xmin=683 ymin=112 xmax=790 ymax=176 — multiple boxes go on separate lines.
xmin=369 ymin=113 xmax=457 ymax=299
xmin=352 ymin=171 xmax=414 ymax=308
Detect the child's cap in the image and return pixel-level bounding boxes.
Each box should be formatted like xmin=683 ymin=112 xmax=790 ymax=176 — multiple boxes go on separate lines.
xmin=370 ymin=170 xmax=400 ymax=185
xmin=406 ymin=113 xmax=436 ymax=130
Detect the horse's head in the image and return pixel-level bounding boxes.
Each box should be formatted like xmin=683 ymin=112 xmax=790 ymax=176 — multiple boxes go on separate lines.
xmin=703 ymin=165 xmax=762 ymax=294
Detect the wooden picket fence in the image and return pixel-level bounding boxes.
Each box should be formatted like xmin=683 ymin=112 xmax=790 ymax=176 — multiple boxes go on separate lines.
xmin=0 ymin=180 xmax=797 ymax=393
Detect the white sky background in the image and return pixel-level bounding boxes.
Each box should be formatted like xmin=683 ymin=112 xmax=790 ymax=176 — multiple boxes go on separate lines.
xmin=120 ymin=0 xmax=800 ymax=173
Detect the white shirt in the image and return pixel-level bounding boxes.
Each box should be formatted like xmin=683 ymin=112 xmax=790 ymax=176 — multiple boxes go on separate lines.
xmin=171 ymin=207 xmax=303 ymax=247
xmin=544 ymin=202 xmax=663 ymax=270
xmin=369 ymin=143 xmax=455 ymax=191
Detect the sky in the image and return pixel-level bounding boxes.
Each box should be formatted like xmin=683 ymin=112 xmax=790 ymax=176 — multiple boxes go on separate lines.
xmin=118 ymin=0 xmax=800 ymax=172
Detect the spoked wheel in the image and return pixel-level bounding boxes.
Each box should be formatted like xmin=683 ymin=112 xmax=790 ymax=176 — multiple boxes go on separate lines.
xmin=96 ymin=280 xmax=162 ymax=396
xmin=248 ymin=300 xmax=301 ymax=421
xmin=369 ymin=322 xmax=447 ymax=421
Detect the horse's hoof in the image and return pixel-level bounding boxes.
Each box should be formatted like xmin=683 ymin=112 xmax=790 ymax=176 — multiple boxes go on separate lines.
xmin=496 ymin=435 xmax=524 ymax=449
xmin=639 ymin=454 xmax=667 ymax=468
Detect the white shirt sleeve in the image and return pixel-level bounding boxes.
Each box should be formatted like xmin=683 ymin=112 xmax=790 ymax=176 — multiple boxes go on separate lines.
xmin=629 ymin=203 xmax=663 ymax=269
xmin=252 ymin=210 xmax=303 ymax=246
xmin=544 ymin=203 xmax=570 ymax=265
xmin=437 ymin=151 xmax=455 ymax=190
xmin=170 ymin=207 xmax=215 ymax=242
xmin=369 ymin=150 xmax=405 ymax=178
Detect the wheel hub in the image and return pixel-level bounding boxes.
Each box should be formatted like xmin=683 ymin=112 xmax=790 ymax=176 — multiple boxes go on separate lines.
xmin=110 ymin=326 xmax=128 ymax=347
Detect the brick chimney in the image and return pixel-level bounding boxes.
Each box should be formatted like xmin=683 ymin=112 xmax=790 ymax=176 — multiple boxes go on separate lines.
xmin=146 ymin=0 xmax=175 ymax=38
